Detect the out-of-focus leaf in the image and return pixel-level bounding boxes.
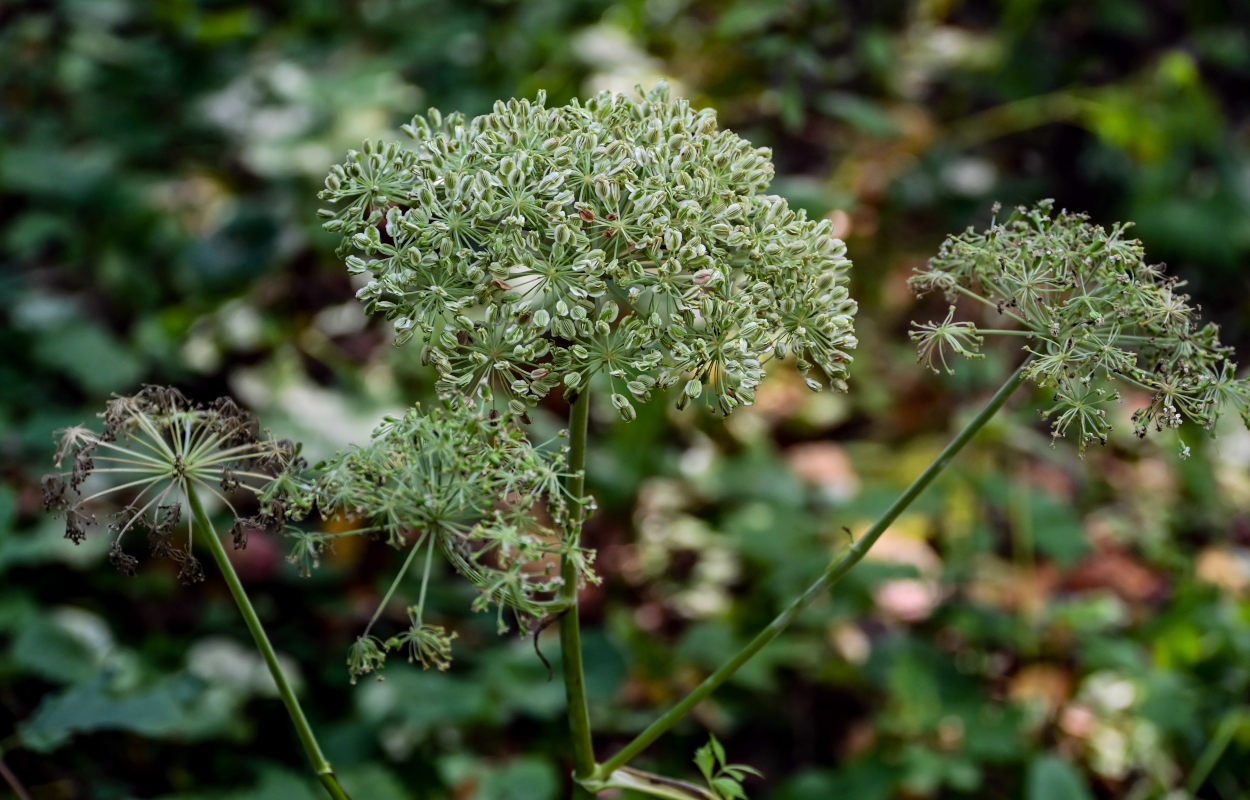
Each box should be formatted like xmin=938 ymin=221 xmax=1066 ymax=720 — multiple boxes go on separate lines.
xmin=774 ymin=761 xmax=895 ymax=800
xmin=1025 ymin=755 xmax=1094 ymax=800
xmin=356 ymin=667 xmax=493 ymax=734
xmin=1027 ymin=491 xmax=1089 ymax=567
xmin=476 ymin=643 xmax=566 ymax=720
xmin=0 ymin=484 xmax=15 ymax=532
xmin=10 ymin=613 xmax=106 ymax=684
xmin=817 ymin=93 xmax=902 ymax=137
xmin=32 ymin=322 xmax=145 ymax=396
xmin=713 ymin=2 xmax=789 ymax=37
xmin=0 ymin=146 xmax=116 ymax=197
xmin=19 ymin=672 xmax=239 ymax=752
xmin=438 ymin=754 xmax=559 ymax=800
xmin=334 ymin=764 xmax=409 ymax=800
xmin=0 ymin=516 xmax=109 ymax=573
xmin=580 ymin=629 xmax=628 ymax=705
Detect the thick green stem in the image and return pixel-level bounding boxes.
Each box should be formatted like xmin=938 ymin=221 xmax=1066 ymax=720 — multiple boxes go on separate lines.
xmin=560 ymin=389 xmax=598 ymax=788
xmin=595 ymin=362 xmax=1031 ymax=778
xmin=186 ymin=486 xmax=353 ymax=800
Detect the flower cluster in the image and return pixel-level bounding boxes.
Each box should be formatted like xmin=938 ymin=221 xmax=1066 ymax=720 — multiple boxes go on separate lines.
xmin=42 ymin=386 xmax=300 ymax=582
xmin=272 ymin=404 xmax=594 ymax=680
xmin=910 ymin=201 xmax=1250 ymax=453
xmin=318 ymin=84 xmax=857 ymax=417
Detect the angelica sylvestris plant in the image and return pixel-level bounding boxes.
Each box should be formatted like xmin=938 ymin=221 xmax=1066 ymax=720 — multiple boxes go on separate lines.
xmin=318 ymin=83 xmax=857 ymax=417
xmin=42 ymin=387 xmax=353 ymax=800
xmin=310 ymin=85 xmax=1250 ymax=798
xmin=44 ymin=82 xmax=1250 ymax=799
xmin=910 ymin=200 xmax=1250 ymax=454
xmin=270 ymin=405 xmax=593 ymax=682
xmin=313 ymin=84 xmax=862 ymax=797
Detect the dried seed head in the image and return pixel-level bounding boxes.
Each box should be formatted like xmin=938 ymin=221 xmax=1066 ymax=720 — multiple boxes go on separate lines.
xmin=109 ymin=543 xmax=139 ymax=577
xmin=42 ymin=386 xmax=301 ymax=576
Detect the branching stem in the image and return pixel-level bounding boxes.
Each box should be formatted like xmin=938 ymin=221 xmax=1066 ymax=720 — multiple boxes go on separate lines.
xmin=593 ymin=360 xmax=1032 ymax=779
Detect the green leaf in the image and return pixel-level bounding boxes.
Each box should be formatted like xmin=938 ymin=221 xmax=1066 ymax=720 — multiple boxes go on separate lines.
xmin=694 ymin=741 xmax=716 ymax=782
xmin=1025 ymin=755 xmax=1094 ymax=800
xmin=438 ymin=755 xmax=559 ymax=800
xmin=357 ymin=668 xmax=493 ymax=735
xmin=1028 ymin=491 xmax=1090 ymax=567
xmin=714 ymin=2 xmax=788 ymax=37
xmin=712 ymin=776 xmax=746 ymax=799
xmin=11 ymin=616 xmax=103 ymax=684
xmin=0 ymin=516 xmax=109 ymax=575
xmin=710 ymin=733 xmax=726 ymax=767
xmin=333 ymin=765 xmax=408 ymax=800
xmin=18 ymin=673 xmax=239 ymax=752
xmin=32 ymin=321 xmax=144 ymax=396
xmin=817 ymin=93 xmax=903 ymax=137
xmin=480 ymin=757 xmax=560 ymax=800
xmin=150 ymin=766 xmax=318 ymax=800
xmin=0 ymin=485 xmax=15 ymax=532
xmin=724 ymin=765 xmax=764 ymax=780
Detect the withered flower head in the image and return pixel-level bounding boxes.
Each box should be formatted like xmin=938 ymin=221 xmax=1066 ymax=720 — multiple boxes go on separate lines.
xmin=43 ymin=386 xmax=300 ymax=581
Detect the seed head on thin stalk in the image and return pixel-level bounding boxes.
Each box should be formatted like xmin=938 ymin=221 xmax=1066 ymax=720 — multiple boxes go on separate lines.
xmin=909 ymin=201 xmax=1250 ymax=454
xmin=42 ymin=386 xmax=301 ymax=581
xmin=270 ymin=403 xmax=594 ymax=682
xmin=318 ymin=84 xmax=857 ymax=418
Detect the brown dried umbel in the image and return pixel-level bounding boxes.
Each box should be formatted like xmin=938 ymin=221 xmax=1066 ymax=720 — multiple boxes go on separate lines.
xmin=43 ymin=386 xmax=301 ymax=581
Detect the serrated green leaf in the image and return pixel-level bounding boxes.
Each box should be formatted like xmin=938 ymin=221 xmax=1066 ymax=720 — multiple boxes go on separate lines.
xmin=710 ymin=733 xmax=725 ymax=766
xmin=712 ymin=776 xmax=745 ymax=799
xmin=694 ymin=742 xmax=716 ymax=782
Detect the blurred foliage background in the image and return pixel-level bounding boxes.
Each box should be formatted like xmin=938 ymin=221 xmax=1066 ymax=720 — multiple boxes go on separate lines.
xmin=4 ymin=0 xmax=1250 ymax=798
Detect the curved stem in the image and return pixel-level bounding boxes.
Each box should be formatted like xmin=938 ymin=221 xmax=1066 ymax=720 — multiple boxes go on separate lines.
xmin=595 ymin=361 xmax=1032 ymax=778
xmin=186 ymin=485 xmax=353 ymax=800
xmin=560 ymin=389 xmax=598 ymax=789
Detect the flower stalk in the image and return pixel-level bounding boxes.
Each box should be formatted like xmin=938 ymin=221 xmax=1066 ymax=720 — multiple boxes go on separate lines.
xmin=187 ymin=485 xmax=353 ymax=800
xmin=592 ymin=360 xmax=1032 ymax=780
xmin=41 ymin=387 xmax=351 ymax=799
xmin=560 ymin=389 xmax=598 ymax=787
